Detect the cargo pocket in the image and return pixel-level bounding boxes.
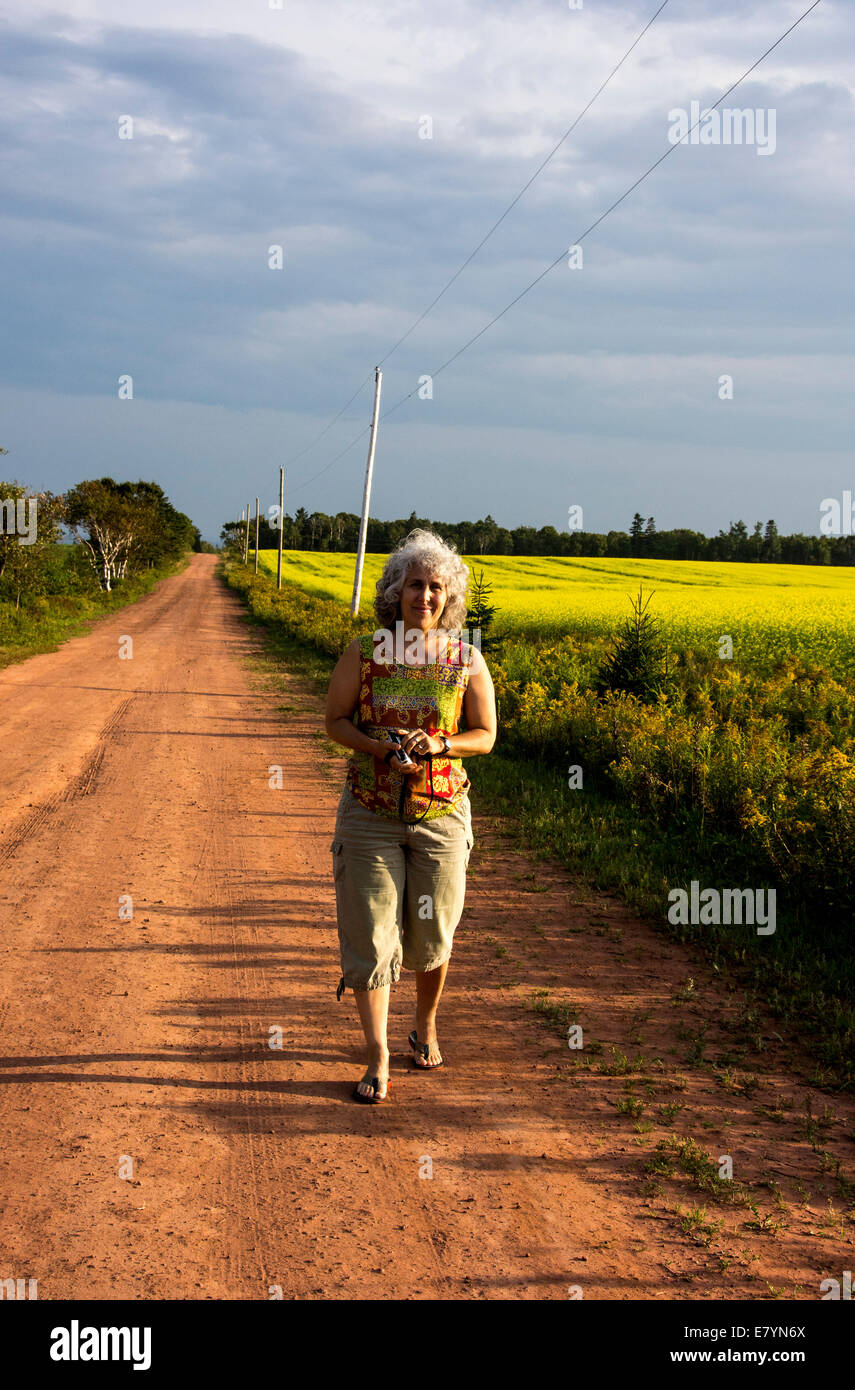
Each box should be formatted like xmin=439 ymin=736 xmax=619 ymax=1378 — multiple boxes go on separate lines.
xmin=330 ymin=839 xmax=345 ymax=883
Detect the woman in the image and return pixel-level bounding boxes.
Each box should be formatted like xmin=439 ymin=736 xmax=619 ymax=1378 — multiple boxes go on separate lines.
xmin=324 ymin=528 xmax=497 ymax=1103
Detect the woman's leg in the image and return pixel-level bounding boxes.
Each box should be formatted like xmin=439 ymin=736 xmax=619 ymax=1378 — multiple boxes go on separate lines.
xmin=403 ymin=800 xmax=472 ymax=1067
xmin=332 ymin=803 xmax=405 ymax=1099
xmin=414 ymin=960 xmax=449 ymax=1067
xmin=352 ymin=984 xmax=391 ymax=1099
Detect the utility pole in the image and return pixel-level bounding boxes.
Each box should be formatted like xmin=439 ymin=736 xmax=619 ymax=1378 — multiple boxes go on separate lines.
xmin=351 ymin=367 xmax=382 ymax=617
xmin=277 ymin=467 xmax=285 ymax=590
xmin=254 ymin=496 xmax=260 ymax=574
xmin=243 ymin=501 xmax=250 ymax=564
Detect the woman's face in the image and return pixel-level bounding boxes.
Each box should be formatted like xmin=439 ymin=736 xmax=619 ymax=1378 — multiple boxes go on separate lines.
xmin=399 ymin=565 xmax=447 ymax=632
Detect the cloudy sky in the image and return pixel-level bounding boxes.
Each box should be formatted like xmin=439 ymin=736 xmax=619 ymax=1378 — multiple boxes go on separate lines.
xmin=1 ymin=0 xmax=851 ymax=543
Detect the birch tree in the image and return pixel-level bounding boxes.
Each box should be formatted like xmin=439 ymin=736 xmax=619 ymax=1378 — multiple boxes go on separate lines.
xmin=64 ymin=478 xmax=136 ymax=591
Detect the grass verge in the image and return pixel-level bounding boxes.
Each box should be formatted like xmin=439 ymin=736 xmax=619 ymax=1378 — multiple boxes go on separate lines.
xmin=0 ymin=554 xmax=193 ymax=671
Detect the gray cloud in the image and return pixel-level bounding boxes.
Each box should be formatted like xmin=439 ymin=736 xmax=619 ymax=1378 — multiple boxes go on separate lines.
xmin=0 ymin=1 xmax=852 ymax=541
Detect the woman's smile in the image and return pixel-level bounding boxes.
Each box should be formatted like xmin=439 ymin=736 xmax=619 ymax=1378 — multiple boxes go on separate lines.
xmin=401 ymin=565 xmax=447 ymax=631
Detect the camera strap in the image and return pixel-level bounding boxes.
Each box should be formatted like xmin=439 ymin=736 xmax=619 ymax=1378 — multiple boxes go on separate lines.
xmin=398 ymin=755 xmax=434 ymax=827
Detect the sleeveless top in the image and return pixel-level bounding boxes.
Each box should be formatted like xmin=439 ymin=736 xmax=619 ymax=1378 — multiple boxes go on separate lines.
xmin=344 ymin=631 xmax=474 ymax=821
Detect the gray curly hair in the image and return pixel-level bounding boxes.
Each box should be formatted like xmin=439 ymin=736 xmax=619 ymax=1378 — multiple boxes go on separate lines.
xmin=374 ymin=528 xmax=469 ymax=630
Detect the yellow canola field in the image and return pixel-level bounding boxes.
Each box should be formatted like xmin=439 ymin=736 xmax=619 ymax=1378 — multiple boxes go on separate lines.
xmin=255 ymin=551 xmax=855 ymax=674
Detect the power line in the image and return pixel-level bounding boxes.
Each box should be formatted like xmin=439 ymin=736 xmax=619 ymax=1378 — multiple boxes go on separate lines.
xmin=375 ymin=0 xmax=672 ymax=367
xmin=290 ymin=0 xmax=823 ymax=497
xmin=278 ymin=372 xmax=375 ymax=471
xmin=381 ymin=0 xmax=824 ymax=416
xmin=283 ymin=0 xmax=671 ymax=473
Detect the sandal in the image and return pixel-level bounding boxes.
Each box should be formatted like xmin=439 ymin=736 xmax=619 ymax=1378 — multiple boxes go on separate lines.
xmin=408 ymin=1029 xmax=444 ymax=1070
xmin=352 ymin=1074 xmax=390 ymax=1104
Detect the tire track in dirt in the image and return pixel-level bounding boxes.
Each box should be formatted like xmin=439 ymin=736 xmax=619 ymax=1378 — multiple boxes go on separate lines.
xmin=0 ymin=798 xmax=62 ymax=868
xmin=0 ymin=697 xmax=134 ymax=869
xmin=203 ymin=770 xmax=276 ymax=1295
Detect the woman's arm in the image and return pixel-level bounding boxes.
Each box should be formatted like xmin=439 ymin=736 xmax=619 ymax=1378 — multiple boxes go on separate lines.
xmin=324 ymin=638 xmax=389 ymax=759
xmin=457 ymin=645 xmax=497 ymax=753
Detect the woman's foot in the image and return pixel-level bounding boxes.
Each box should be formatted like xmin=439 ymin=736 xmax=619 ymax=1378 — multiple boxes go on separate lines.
xmin=410 ymin=1025 xmax=443 ymax=1069
xmin=353 ymin=1049 xmax=390 ymax=1101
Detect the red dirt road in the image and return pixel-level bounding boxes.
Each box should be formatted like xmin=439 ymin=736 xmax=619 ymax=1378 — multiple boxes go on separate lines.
xmin=0 ymin=554 xmax=852 ymax=1300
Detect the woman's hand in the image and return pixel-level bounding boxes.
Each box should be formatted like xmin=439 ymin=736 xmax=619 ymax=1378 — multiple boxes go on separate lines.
xmin=395 ymin=728 xmax=444 ymax=760
xmin=376 ymin=727 xmax=444 ymax=773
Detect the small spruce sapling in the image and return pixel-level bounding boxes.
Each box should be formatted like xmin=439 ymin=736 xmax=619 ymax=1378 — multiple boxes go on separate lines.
xmin=597 ymin=586 xmax=674 ymax=701
xmin=465 ymin=567 xmax=498 ymax=655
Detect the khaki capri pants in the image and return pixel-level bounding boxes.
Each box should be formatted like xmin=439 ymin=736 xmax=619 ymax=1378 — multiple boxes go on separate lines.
xmin=330 ymin=785 xmax=474 ymax=991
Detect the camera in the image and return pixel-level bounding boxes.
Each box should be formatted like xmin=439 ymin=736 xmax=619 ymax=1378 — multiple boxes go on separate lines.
xmin=387 ymin=732 xmax=415 ymax=768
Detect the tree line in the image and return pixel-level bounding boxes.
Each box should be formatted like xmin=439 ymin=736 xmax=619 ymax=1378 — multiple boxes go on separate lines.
xmin=1 ymin=464 xmax=203 ymax=608
xmin=221 ymin=507 xmax=855 ymax=566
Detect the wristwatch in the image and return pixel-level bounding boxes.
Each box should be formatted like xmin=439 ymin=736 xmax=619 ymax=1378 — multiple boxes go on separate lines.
xmin=438 ymin=735 xmax=452 ymax=755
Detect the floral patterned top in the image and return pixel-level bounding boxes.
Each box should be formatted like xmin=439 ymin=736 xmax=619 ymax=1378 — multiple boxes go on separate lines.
xmin=344 ymin=631 xmax=474 ymax=820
